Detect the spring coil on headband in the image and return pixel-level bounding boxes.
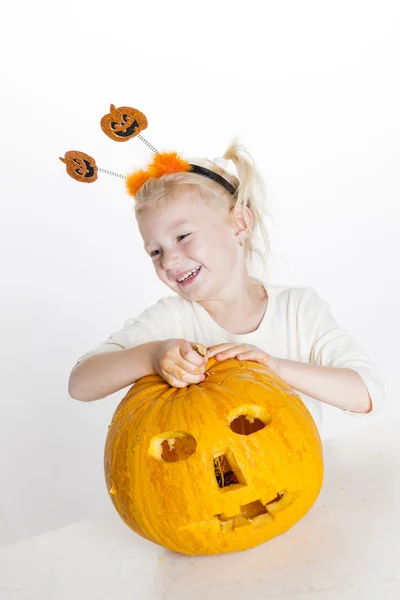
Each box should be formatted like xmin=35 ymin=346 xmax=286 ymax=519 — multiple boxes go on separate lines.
xmin=98 ymin=168 xmax=127 ymax=180
xmin=137 ymin=135 xmax=159 ymax=155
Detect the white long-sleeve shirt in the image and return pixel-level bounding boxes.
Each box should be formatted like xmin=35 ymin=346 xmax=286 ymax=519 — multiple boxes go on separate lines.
xmin=75 ymin=283 xmax=385 ymax=431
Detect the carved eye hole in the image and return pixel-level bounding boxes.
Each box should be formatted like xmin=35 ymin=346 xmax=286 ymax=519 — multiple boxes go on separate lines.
xmin=149 ymin=431 xmax=197 ymax=462
xmin=110 ymin=121 xmax=118 ymax=130
xmin=228 ymin=405 xmax=271 ymax=436
xmin=122 ymin=113 xmax=130 ymax=122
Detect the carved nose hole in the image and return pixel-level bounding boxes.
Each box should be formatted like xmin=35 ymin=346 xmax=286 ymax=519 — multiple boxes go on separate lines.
xmin=213 ymin=452 xmax=247 ymax=491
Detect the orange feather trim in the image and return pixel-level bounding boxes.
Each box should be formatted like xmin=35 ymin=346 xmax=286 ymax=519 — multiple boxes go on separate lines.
xmin=126 ymin=169 xmax=149 ymax=197
xmin=125 ymin=152 xmax=192 ymax=197
xmin=148 ymin=152 xmax=191 ymax=178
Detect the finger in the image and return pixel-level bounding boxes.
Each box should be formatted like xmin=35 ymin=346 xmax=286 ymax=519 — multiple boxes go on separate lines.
xmin=206 ymin=344 xmax=235 ymax=358
xmin=162 ymin=360 xmax=205 ymax=385
xmin=162 ymin=355 xmax=205 ymax=380
xmin=214 ymin=346 xmax=245 ymax=360
xmin=237 ymin=352 xmax=270 ymax=364
xmin=177 ymin=352 xmax=207 ymax=374
xmin=160 ymin=371 xmax=189 ymax=388
xmin=164 ymin=369 xmax=205 ymax=386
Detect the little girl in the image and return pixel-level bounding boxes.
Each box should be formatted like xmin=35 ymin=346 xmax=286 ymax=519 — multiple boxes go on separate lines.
xmin=68 ymin=142 xmax=385 ymax=432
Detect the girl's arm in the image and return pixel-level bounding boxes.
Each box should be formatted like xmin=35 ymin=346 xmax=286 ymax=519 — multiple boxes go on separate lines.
xmin=287 ymin=288 xmax=384 ymax=414
xmin=267 ymin=357 xmax=372 ymax=413
xmin=69 ymin=341 xmax=161 ymax=402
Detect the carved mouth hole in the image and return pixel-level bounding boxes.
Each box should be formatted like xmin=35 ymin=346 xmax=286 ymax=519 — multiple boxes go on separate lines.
xmin=266 ymin=491 xmax=285 ymax=505
xmin=215 ymin=500 xmax=268 ymax=528
xmin=179 ymin=490 xmax=297 ymax=533
xmin=213 ymin=454 xmax=240 ymax=488
xmin=239 ymin=500 xmax=267 ymax=520
xmin=215 ymin=494 xmax=287 ymax=526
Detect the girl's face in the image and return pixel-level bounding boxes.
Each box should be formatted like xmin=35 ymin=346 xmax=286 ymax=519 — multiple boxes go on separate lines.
xmin=137 ymin=189 xmax=241 ymax=300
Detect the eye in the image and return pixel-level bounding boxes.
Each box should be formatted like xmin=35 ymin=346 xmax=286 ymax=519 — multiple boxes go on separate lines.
xmin=228 ymin=405 xmax=271 ymax=435
xmin=149 ymin=431 xmax=197 ymax=462
xmin=149 ymin=234 xmax=191 ymax=258
xmin=110 ymin=121 xmax=118 ymax=130
xmin=122 ymin=114 xmax=130 ymax=122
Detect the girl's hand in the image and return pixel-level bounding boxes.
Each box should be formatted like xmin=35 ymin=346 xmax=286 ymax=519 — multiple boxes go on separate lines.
xmin=206 ymin=343 xmax=272 ymax=367
xmin=151 ymin=338 xmax=207 ymax=388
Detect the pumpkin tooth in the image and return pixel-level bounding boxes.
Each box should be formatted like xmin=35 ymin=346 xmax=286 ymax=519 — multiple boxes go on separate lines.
xmin=265 ymin=490 xmax=300 ymax=514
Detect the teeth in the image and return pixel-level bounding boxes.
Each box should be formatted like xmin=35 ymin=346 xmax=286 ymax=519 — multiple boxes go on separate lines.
xmin=177 ymin=266 xmax=201 ymax=282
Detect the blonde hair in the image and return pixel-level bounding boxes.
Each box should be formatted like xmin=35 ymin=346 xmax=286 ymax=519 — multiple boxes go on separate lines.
xmin=133 ymin=141 xmax=271 ymax=273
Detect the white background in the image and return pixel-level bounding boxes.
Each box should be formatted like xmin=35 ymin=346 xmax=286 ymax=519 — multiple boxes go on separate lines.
xmin=0 ymin=0 xmax=399 ymax=547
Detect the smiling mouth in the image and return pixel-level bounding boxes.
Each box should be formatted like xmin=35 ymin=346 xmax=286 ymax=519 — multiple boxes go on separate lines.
xmin=180 ymin=489 xmax=299 ymax=533
xmin=114 ymin=120 xmax=139 ymax=137
xmin=176 ymin=266 xmax=202 ymax=284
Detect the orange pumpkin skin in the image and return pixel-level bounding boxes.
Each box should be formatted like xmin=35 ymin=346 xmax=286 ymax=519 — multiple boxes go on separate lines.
xmin=100 ymin=104 xmax=148 ymax=142
xmin=104 ymin=357 xmax=324 ymax=555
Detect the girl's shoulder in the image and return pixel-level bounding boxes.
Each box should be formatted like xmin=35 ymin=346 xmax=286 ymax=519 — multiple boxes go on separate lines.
xmin=134 ymin=292 xmax=194 ymax=324
xmin=262 ymin=282 xmax=330 ymax=317
xmin=264 ymin=282 xmax=322 ymax=303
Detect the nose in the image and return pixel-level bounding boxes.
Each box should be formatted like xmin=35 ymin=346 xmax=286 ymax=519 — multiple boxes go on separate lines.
xmin=161 ymin=247 xmax=184 ymax=272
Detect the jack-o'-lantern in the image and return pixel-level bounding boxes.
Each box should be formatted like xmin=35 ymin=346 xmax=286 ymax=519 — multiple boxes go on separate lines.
xmin=100 ymin=104 xmax=148 ymax=142
xmin=104 ymin=355 xmax=324 ymax=555
xmin=59 ymin=150 xmax=98 ymax=183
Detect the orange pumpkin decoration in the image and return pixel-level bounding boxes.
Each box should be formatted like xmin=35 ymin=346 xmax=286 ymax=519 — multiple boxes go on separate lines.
xmin=59 ymin=150 xmax=98 ymax=183
xmin=104 ymin=356 xmax=324 ymax=555
xmin=100 ymin=104 xmax=148 ymax=142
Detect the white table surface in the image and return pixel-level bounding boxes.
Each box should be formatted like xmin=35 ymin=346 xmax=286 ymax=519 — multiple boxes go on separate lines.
xmin=1 ymin=416 xmax=399 ymax=600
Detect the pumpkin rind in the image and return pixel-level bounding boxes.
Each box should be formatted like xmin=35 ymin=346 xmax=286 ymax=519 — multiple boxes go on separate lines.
xmin=104 ymin=357 xmax=324 ymax=555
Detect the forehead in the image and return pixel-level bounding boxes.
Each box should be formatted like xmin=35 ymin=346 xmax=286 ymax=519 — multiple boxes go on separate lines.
xmin=138 ymin=191 xmax=226 ymax=246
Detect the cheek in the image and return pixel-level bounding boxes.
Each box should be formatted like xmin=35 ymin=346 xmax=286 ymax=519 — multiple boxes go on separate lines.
xmin=186 ymin=237 xmax=204 ymax=256
xmin=154 ymin=261 xmax=171 ymax=282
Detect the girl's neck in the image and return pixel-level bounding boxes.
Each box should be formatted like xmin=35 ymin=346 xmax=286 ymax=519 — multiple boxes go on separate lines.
xmin=197 ymin=276 xmax=268 ymax=335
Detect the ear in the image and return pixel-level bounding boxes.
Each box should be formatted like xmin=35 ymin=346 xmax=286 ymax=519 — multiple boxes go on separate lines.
xmin=230 ymin=204 xmax=253 ymax=236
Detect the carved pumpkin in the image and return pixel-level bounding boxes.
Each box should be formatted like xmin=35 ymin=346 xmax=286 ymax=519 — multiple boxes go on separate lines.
xmin=100 ymin=104 xmax=148 ymax=142
xmin=59 ymin=150 xmax=98 ymax=183
xmin=104 ymin=356 xmax=323 ymax=555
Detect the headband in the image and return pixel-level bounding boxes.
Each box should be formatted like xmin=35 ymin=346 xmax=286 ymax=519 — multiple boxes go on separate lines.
xmin=59 ymin=104 xmax=238 ymax=197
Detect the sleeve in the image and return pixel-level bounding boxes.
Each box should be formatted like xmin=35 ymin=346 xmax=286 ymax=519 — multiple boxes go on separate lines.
xmin=74 ymin=320 xmax=156 ymax=366
xmin=73 ymin=296 xmax=182 ymax=367
xmin=300 ymin=288 xmax=386 ymax=417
